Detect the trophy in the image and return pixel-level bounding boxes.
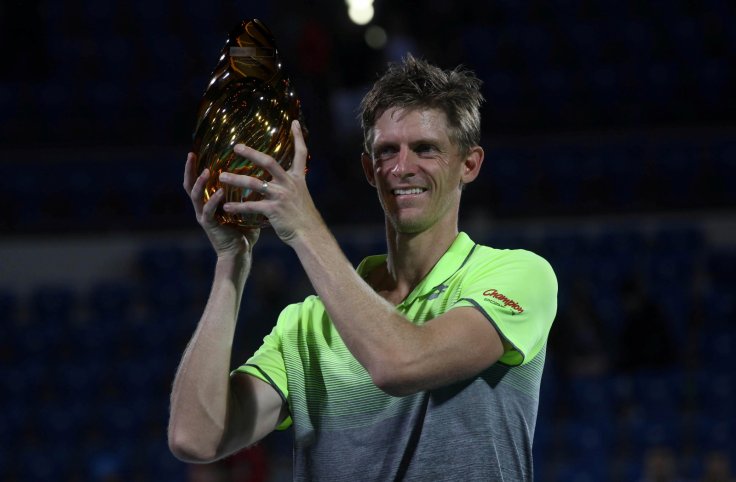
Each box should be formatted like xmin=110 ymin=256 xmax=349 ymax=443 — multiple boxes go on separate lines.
xmin=192 ymin=19 xmax=306 ymax=228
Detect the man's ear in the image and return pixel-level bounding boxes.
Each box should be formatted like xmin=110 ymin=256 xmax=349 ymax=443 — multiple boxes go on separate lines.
xmin=361 ymin=152 xmax=377 ymax=187
xmin=461 ymin=146 xmax=484 ymax=184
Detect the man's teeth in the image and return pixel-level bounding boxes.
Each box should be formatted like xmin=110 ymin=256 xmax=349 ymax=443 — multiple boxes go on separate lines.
xmin=393 ymin=188 xmax=425 ymax=195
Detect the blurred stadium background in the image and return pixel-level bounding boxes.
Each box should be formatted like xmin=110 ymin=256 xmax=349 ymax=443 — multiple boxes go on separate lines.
xmin=1 ymin=0 xmax=735 ymax=480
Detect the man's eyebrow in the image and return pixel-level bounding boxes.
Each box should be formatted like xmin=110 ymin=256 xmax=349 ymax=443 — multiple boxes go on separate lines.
xmin=371 ymin=140 xmax=397 ymax=151
xmin=410 ymin=138 xmax=440 ymax=146
xmin=410 ymin=137 xmax=446 ymax=150
xmin=372 ymin=135 xmax=446 ymax=152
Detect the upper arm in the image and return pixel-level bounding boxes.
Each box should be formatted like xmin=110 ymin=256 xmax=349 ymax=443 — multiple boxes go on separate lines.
xmin=219 ymin=373 xmax=288 ymax=456
xmin=376 ymin=250 xmax=557 ymax=396
xmin=426 ymin=306 xmax=509 ymax=372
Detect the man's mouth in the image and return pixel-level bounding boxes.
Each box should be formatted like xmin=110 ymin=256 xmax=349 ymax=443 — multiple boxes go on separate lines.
xmin=392 ymin=188 xmax=427 ymax=195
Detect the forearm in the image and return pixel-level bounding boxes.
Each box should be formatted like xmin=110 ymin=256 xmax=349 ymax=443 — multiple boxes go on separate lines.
xmin=290 ymin=226 xmax=420 ymax=387
xmin=168 ymin=255 xmax=249 ymax=462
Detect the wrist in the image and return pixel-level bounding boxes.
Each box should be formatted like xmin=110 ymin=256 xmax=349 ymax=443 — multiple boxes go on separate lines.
xmin=215 ymin=250 xmax=251 ymax=277
xmin=215 ymin=246 xmax=249 ymax=261
xmin=287 ymin=220 xmax=330 ymax=251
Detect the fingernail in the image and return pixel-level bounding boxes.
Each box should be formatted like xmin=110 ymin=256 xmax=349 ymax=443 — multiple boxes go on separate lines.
xmin=293 ymin=120 xmax=300 ymax=129
xmin=219 ymin=172 xmax=229 ymax=181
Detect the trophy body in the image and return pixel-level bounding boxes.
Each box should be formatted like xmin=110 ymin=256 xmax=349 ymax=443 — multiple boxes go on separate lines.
xmin=193 ymin=19 xmax=305 ymax=228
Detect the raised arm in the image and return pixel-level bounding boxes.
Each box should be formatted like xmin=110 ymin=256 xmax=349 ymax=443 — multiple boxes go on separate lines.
xmin=167 ymin=153 xmax=287 ymax=463
xmin=221 ymin=122 xmax=505 ymax=397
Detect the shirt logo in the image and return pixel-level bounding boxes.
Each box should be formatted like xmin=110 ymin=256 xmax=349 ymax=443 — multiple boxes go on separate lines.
xmin=483 ymin=289 xmax=524 ymax=314
xmin=427 ymin=284 xmax=448 ymax=300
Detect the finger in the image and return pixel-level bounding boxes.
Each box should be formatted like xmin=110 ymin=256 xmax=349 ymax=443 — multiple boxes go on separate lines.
xmin=201 ymin=187 xmax=224 ymax=221
xmin=190 ymin=168 xmax=210 ymax=216
xmin=290 ymin=120 xmax=308 ymax=176
xmin=183 ymin=152 xmax=197 ymax=193
xmin=233 ymin=144 xmax=288 ymax=183
xmin=219 ymin=172 xmax=268 ymax=195
xmin=223 ymin=198 xmax=272 ymax=215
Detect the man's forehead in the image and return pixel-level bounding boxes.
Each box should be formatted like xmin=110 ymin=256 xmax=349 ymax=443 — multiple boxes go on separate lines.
xmin=382 ymin=106 xmax=446 ymax=123
xmin=372 ymin=107 xmax=449 ymax=141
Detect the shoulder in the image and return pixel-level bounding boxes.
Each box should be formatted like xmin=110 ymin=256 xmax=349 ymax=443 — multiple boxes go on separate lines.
xmin=466 ymin=245 xmax=556 ymax=282
xmin=278 ymin=295 xmax=324 ymax=320
xmin=473 ymin=243 xmax=547 ymax=263
xmin=457 ymin=245 xmax=558 ymax=366
xmin=273 ymin=295 xmax=330 ymax=335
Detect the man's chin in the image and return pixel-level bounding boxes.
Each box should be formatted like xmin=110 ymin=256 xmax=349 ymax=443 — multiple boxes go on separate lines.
xmin=389 ymin=215 xmax=430 ymax=235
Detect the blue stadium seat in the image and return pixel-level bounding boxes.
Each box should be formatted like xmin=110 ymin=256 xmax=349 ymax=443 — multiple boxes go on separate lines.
xmin=632 ymin=370 xmax=684 ymax=421
xmin=568 ymin=376 xmax=616 ymax=422
xmin=88 ymin=281 xmax=135 ymax=322
xmin=30 ymin=285 xmax=77 ymax=329
xmin=692 ymin=413 xmax=735 ymax=453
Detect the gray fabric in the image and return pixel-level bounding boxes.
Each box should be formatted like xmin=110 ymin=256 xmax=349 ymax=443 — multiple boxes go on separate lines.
xmin=291 ymin=349 xmax=544 ymax=481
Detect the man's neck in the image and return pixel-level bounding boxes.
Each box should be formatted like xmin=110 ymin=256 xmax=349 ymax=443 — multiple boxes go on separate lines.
xmin=373 ymin=220 xmax=458 ymax=304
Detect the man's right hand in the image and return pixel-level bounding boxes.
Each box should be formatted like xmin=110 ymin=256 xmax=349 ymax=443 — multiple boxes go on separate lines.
xmin=183 ymin=152 xmax=260 ymax=260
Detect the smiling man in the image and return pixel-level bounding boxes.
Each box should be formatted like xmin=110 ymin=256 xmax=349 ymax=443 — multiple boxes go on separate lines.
xmin=168 ymin=55 xmax=557 ymax=481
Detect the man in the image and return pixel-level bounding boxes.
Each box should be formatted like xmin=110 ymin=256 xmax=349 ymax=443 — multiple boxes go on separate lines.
xmin=168 ymin=55 xmax=557 ymax=481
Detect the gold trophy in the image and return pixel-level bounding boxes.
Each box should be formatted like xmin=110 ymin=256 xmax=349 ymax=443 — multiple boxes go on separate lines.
xmin=192 ymin=19 xmax=306 ymax=228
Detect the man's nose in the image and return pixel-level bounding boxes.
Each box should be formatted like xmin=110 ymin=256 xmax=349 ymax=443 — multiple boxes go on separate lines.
xmin=390 ymin=146 xmax=416 ymax=178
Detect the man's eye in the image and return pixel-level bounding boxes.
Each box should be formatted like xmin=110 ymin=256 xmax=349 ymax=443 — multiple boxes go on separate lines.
xmin=376 ymin=147 xmax=397 ymax=159
xmin=415 ymin=144 xmax=436 ymax=155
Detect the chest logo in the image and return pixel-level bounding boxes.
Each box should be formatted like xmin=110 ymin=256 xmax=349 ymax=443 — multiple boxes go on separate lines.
xmin=427 ymin=284 xmax=448 ymax=300
xmin=483 ymin=289 xmax=524 ymax=314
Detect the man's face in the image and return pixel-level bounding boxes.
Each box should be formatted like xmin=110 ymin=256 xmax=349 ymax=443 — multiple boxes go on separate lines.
xmin=362 ymin=107 xmax=482 ymax=234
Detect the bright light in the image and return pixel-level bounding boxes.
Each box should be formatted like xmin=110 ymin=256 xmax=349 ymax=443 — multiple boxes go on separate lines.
xmin=348 ymin=4 xmax=374 ymax=25
xmin=365 ymin=25 xmax=387 ymax=49
xmin=346 ymin=0 xmax=374 ymax=25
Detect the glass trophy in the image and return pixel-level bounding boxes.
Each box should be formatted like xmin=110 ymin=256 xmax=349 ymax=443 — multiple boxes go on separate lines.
xmin=192 ymin=19 xmax=306 ymax=228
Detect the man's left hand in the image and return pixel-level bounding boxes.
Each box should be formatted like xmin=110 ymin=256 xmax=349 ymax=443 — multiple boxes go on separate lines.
xmin=220 ymin=120 xmax=324 ymax=245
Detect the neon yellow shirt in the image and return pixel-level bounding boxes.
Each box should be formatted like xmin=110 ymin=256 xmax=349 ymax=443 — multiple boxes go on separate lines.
xmin=235 ymin=232 xmax=557 ymax=480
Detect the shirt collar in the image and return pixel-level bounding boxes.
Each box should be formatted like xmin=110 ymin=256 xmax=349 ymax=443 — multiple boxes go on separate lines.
xmin=356 ymin=232 xmax=477 ymax=306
